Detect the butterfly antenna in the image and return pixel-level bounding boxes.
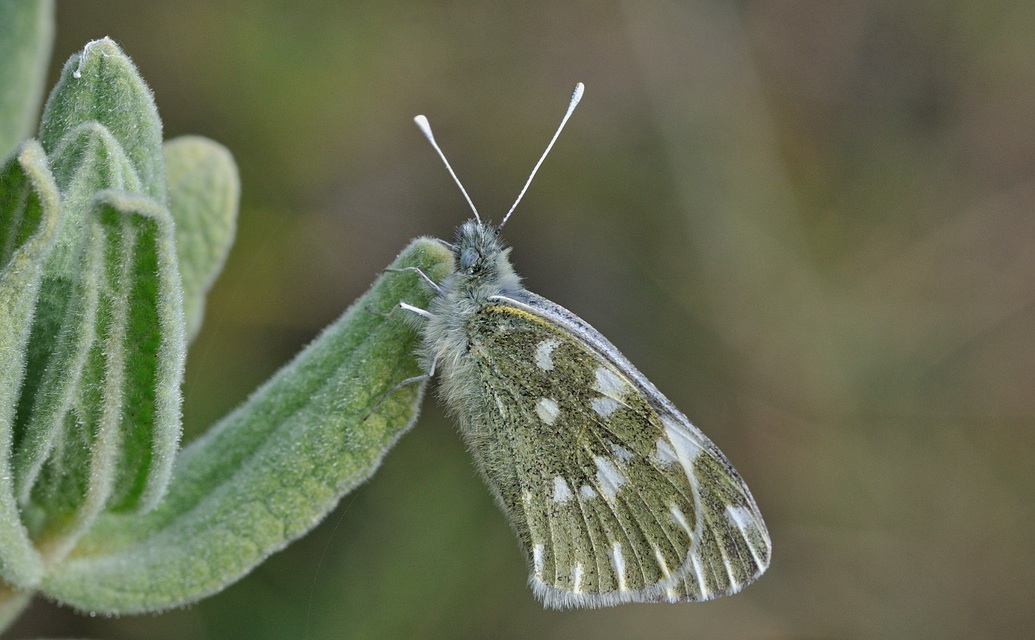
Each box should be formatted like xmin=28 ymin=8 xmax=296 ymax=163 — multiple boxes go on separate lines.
xmin=500 ymin=82 xmax=584 ymax=229
xmin=414 ymin=114 xmax=481 ymax=223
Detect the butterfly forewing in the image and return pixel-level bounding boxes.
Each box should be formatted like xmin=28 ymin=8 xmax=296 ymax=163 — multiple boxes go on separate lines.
xmin=451 ymin=292 xmax=770 ymax=608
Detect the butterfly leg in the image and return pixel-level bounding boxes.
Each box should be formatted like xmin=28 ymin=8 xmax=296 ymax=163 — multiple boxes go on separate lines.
xmin=367 ymin=299 xmax=433 ymax=320
xmin=365 ymin=300 xmax=427 ymax=319
xmin=363 ymin=359 xmax=438 ymax=420
xmin=365 ymin=304 xmax=396 ymax=318
xmin=399 ymin=301 xmax=433 ymax=320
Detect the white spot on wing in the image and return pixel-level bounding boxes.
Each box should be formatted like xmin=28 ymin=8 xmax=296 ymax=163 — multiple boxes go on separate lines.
xmin=533 ymin=544 xmax=545 ymax=578
xmin=661 ymin=415 xmax=703 ymax=464
xmin=726 ymin=504 xmax=754 ymax=531
xmin=535 ymin=339 xmax=559 ymax=371
xmin=653 ymin=545 xmax=671 ymax=578
xmin=610 ymin=442 xmax=634 ymax=463
xmin=552 ymin=476 xmax=573 ymax=503
xmin=590 ymin=396 xmax=620 ymax=418
xmin=595 ymin=456 xmax=626 ymax=500
xmin=691 ymin=554 xmax=707 ymax=596
xmin=593 ymin=366 xmax=627 ymax=398
xmin=535 ymin=397 xmax=560 ymax=425
xmin=653 ymin=438 xmax=678 ymax=466
xmin=572 ymin=564 xmax=584 ymax=593
xmin=661 ymin=416 xmax=706 ymax=552
xmin=671 ymin=504 xmax=693 ymax=538
xmin=611 ymin=542 xmax=628 ymax=591
xmin=723 ymin=556 xmax=740 ymax=591
xmin=727 ymin=504 xmax=766 ymax=567
xmin=579 ymin=485 xmax=597 ymax=499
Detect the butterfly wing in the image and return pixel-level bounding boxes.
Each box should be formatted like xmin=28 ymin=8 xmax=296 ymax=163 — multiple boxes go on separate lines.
xmin=443 ymin=290 xmax=770 ymax=608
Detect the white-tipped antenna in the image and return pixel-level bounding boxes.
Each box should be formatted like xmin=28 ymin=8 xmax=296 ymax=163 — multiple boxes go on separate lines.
xmin=499 ymin=82 xmax=584 ymax=228
xmin=414 ymin=114 xmax=481 ymax=223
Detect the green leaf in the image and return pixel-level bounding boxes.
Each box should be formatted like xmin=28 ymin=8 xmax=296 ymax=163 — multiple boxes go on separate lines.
xmin=37 ymin=37 xmax=164 ymax=282
xmin=0 ymin=583 xmax=33 ymax=631
xmin=42 ymin=121 xmax=144 ymax=280
xmin=0 ymin=0 xmax=54 ymax=158
xmin=41 ymin=237 xmax=453 ymax=614
xmin=15 ymin=42 xmax=162 ymax=437
xmin=14 ymin=191 xmax=185 ymax=556
xmin=12 ymin=41 xmax=185 ymax=555
xmin=39 ymin=37 xmax=164 ymax=206
xmin=90 ymin=191 xmax=185 ymax=515
xmin=0 ymin=140 xmax=60 ymax=588
xmin=164 ymin=136 xmax=239 ymax=342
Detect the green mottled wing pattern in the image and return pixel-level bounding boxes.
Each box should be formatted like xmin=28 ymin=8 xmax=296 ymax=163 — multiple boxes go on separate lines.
xmin=454 ymin=292 xmax=770 ymax=608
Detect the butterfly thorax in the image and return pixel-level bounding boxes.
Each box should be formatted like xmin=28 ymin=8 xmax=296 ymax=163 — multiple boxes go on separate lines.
xmin=420 ymin=219 xmax=520 ymax=363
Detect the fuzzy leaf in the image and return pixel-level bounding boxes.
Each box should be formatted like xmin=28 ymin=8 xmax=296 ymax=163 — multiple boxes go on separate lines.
xmin=37 ymin=38 xmax=163 ymax=281
xmin=39 ymin=37 xmax=164 ymax=205
xmin=14 ymin=43 xmax=163 ymax=447
xmin=164 ymin=136 xmax=239 ymax=342
xmin=0 ymin=0 xmax=54 ymax=158
xmin=0 ymin=140 xmax=60 ymax=588
xmin=89 ymin=191 xmax=185 ymax=515
xmin=14 ymin=191 xmax=185 ymax=556
xmin=13 ymin=41 xmax=184 ymax=554
xmin=0 ymin=584 xmax=33 ymax=631
xmin=41 ymin=122 xmax=144 ymax=287
xmin=41 ymin=238 xmax=452 ymax=614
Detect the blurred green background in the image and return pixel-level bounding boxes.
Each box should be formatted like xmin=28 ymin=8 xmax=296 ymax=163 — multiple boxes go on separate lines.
xmin=9 ymin=1 xmax=1035 ymax=638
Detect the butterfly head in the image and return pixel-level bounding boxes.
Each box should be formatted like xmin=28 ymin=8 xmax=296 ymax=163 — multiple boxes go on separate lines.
xmin=455 ymin=219 xmax=499 ymax=272
xmin=452 ymin=219 xmax=520 ymax=292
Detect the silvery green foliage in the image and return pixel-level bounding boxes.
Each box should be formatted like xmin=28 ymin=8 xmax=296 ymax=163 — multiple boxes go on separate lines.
xmin=0 ymin=0 xmax=52 ymax=159
xmin=0 ymin=21 xmax=449 ymax=628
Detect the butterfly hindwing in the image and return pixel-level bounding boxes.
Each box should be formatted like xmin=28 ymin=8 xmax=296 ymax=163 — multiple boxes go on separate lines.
xmin=407 ymin=85 xmax=768 ymax=608
xmin=449 ymin=291 xmax=770 ymax=608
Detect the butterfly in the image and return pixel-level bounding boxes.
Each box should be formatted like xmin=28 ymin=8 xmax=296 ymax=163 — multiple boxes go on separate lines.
xmin=398 ymin=83 xmax=770 ymax=608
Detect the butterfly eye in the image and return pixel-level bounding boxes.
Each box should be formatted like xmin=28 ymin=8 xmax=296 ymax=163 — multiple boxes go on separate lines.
xmin=460 ymin=247 xmax=479 ymax=271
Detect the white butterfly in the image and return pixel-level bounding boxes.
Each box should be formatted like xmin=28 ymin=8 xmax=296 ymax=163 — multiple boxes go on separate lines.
xmin=400 ymin=83 xmax=770 ymax=608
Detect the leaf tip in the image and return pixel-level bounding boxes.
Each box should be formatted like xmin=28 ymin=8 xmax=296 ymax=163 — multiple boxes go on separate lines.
xmin=71 ymin=37 xmax=122 ymax=79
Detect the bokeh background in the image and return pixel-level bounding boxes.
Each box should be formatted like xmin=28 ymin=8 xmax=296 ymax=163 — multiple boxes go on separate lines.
xmin=9 ymin=2 xmax=1035 ymax=638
